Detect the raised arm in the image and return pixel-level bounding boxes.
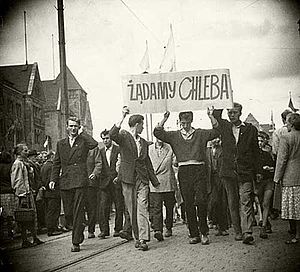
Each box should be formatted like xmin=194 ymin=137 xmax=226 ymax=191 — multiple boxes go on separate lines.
xmin=109 ymin=106 xmax=130 ymax=144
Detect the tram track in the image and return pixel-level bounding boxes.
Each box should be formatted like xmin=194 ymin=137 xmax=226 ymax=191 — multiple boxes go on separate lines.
xmin=42 ymin=239 xmax=128 ymax=272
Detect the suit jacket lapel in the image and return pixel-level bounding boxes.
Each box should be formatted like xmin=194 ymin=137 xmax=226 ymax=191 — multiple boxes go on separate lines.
xmin=128 ymin=132 xmax=138 ymax=158
xmin=110 ymin=145 xmax=117 ymax=167
xmin=155 ymin=146 xmax=168 ymax=171
xmin=68 ymin=136 xmax=81 ymax=162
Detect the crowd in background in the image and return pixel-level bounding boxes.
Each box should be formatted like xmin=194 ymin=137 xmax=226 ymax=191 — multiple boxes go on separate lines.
xmin=0 ymin=104 xmax=300 ymax=253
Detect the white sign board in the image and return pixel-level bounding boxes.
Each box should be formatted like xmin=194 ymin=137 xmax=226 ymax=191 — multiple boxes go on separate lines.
xmin=122 ymin=69 xmax=234 ymax=114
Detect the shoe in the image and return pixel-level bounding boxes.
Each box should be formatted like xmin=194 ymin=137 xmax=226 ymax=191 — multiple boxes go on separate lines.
xmin=243 ymin=233 xmax=254 ymax=245
xmin=189 ymin=237 xmax=201 ymax=244
xmin=165 ymin=229 xmax=172 ymax=237
xmin=259 ymin=227 xmax=268 ymax=239
xmin=215 ymin=230 xmax=229 ymax=236
xmin=285 ymin=238 xmax=299 ymax=244
xmin=258 ymin=220 xmax=263 ymax=227
xmin=59 ymin=226 xmax=71 ymax=232
xmin=201 ymin=234 xmax=210 ymax=245
xmin=113 ymin=231 xmax=120 ymax=237
xmin=88 ymin=232 xmax=95 ymax=239
xmin=119 ymin=230 xmax=134 ymax=241
xmin=154 ymin=231 xmax=164 ymax=241
xmin=22 ymin=240 xmax=33 ymax=248
xmin=98 ymin=232 xmax=106 ymax=239
xmin=48 ymin=230 xmax=63 ymax=237
xmin=266 ymin=222 xmax=272 ymax=234
xmin=135 ymin=240 xmax=141 ymax=248
xmin=33 ymin=238 xmax=44 ymax=246
xmin=234 ymin=233 xmax=243 ymax=241
xmin=71 ymin=244 xmax=80 ymax=252
xmin=208 ymin=223 xmax=214 ymax=229
xmin=138 ymin=240 xmax=149 ymax=251
xmin=252 ymin=220 xmax=257 ymax=227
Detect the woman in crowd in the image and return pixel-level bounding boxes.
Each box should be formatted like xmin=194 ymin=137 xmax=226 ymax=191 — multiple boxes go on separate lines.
xmin=10 ymin=143 xmax=44 ymax=248
xmin=274 ymin=113 xmax=300 ymax=244
xmin=256 ymin=131 xmax=275 ymax=239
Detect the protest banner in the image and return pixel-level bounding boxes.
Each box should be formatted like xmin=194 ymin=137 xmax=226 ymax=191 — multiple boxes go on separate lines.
xmin=122 ymin=69 xmax=234 ymax=114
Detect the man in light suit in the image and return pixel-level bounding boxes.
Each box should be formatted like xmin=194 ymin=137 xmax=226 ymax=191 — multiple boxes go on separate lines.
xmin=149 ymin=139 xmax=177 ymax=240
xmin=50 ymin=117 xmax=98 ymax=252
xmin=109 ymin=107 xmax=159 ymax=251
xmin=98 ymin=129 xmax=124 ymax=239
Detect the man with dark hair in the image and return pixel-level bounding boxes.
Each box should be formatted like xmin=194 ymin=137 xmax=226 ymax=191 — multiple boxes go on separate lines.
xmin=97 ymin=129 xmax=125 ymax=239
xmin=154 ymin=109 xmax=219 ymax=245
xmin=211 ymin=102 xmax=260 ymax=244
xmin=109 ymin=107 xmax=159 ymax=251
xmin=50 ymin=116 xmax=98 ymax=252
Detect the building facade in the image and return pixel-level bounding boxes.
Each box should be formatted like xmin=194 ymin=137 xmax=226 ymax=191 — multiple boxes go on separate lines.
xmin=0 ymin=63 xmax=45 ymax=152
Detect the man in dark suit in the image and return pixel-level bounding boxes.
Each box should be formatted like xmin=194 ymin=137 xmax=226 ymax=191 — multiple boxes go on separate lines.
xmin=50 ymin=117 xmax=98 ymax=252
xmin=40 ymin=151 xmax=63 ymax=237
xmin=212 ymin=103 xmax=260 ymax=244
xmin=109 ymin=107 xmax=159 ymax=251
xmin=98 ymin=129 xmax=124 ymax=239
xmin=86 ymin=146 xmax=102 ymax=238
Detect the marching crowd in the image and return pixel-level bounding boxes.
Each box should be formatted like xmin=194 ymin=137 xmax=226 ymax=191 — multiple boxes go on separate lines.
xmin=0 ymin=103 xmax=300 ymax=253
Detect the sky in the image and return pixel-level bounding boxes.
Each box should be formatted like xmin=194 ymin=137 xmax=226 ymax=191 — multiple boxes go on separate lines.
xmin=0 ymin=0 xmax=300 ymax=141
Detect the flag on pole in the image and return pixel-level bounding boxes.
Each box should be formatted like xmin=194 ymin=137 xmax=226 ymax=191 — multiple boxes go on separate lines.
xmin=270 ymin=110 xmax=275 ymax=131
xmin=159 ymin=24 xmax=176 ymax=72
xmin=288 ymin=96 xmax=299 ymax=112
xmin=139 ymin=40 xmax=150 ymax=73
xmin=57 ymin=87 xmax=61 ymax=111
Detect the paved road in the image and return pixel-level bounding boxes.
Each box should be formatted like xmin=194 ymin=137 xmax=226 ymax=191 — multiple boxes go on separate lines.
xmin=4 ymin=218 xmax=300 ymax=272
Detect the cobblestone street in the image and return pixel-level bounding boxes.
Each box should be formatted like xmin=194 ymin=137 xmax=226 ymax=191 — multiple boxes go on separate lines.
xmin=4 ymin=217 xmax=300 ymax=272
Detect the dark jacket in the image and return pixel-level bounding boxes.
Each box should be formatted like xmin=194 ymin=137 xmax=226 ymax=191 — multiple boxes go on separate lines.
xmin=99 ymin=144 xmax=119 ymax=190
xmin=41 ymin=160 xmax=60 ymax=198
xmin=0 ymin=162 xmax=13 ymax=194
xmin=86 ymin=146 xmax=102 ymax=187
xmin=51 ymin=132 xmax=98 ymax=190
xmin=109 ymin=125 xmax=159 ymax=187
xmin=213 ymin=109 xmax=259 ymax=181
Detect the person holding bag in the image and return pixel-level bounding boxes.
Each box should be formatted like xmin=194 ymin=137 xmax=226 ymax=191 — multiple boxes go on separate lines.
xmin=11 ymin=144 xmax=44 ymax=248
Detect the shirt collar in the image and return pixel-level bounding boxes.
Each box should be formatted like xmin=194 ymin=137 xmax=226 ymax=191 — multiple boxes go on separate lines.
xmin=180 ymin=127 xmax=195 ymax=136
xmin=233 ymin=122 xmax=245 ymax=128
xmin=130 ymin=131 xmax=140 ymax=141
xmin=105 ymin=145 xmax=112 ymax=151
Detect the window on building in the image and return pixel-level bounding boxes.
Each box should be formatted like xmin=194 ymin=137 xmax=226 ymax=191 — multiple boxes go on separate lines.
xmin=16 ymin=103 xmax=22 ymax=118
xmin=0 ymin=89 xmax=4 ymax=105
xmin=7 ymin=99 xmax=13 ymax=114
xmin=0 ymin=119 xmax=5 ymax=136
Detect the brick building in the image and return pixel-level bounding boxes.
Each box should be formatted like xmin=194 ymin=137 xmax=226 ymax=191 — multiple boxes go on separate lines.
xmin=42 ymin=66 xmax=93 ymax=150
xmin=0 ymin=63 xmax=45 ymax=152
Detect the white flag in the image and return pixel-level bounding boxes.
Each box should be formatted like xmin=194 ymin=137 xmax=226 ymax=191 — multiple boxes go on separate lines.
xmin=159 ymin=24 xmax=176 ymax=72
xmin=139 ymin=40 xmax=150 ymax=72
xmin=57 ymin=87 xmax=61 ymax=111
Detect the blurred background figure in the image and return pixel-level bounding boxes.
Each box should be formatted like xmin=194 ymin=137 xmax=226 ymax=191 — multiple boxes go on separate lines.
xmin=11 ymin=144 xmax=44 ymax=248
xmin=274 ymin=113 xmax=300 ymax=244
xmin=41 ymin=151 xmax=63 ymax=237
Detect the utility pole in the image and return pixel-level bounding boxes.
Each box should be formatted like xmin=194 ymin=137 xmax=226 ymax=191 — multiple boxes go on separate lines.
xmin=24 ymin=11 xmax=28 ymax=65
xmin=57 ymin=0 xmax=69 ymax=121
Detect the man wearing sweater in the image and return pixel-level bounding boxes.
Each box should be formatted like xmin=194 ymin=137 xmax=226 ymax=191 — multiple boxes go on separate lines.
xmin=211 ymin=103 xmax=260 ymax=244
xmin=153 ymin=109 xmax=219 ymax=245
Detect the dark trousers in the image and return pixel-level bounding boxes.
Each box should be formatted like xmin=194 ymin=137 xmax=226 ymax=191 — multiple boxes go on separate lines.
xmin=178 ymin=164 xmax=209 ymax=237
xmin=149 ymin=191 xmax=176 ymax=232
xmin=111 ymin=185 xmax=125 ymax=232
xmin=45 ymin=197 xmax=61 ymax=232
xmin=60 ymin=188 xmax=86 ymax=245
xmin=209 ymin=173 xmax=229 ymax=231
xmin=86 ymin=187 xmax=98 ymax=233
xmin=223 ymin=177 xmax=254 ymax=234
xmin=98 ymin=188 xmax=111 ymax=235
